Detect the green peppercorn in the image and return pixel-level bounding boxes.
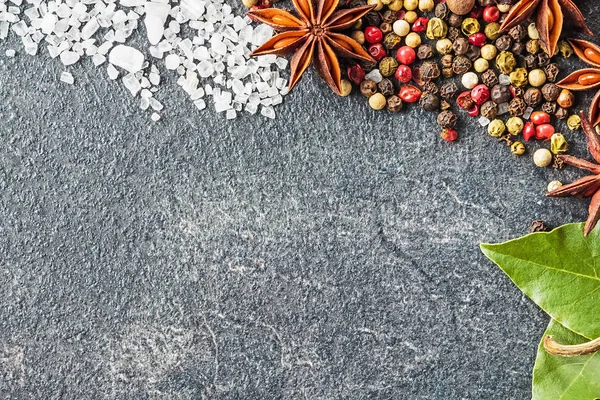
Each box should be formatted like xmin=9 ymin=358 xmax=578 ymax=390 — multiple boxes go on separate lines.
xmin=511 ymin=141 xmax=526 ymax=156
xmin=558 ymin=40 xmax=574 ymax=58
xmin=550 ymin=133 xmax=568 ymax=154
xmin=379 ymin=57 xmax=399 ymax=77
xmin=506 ymin=117 xmax=524 ymax=135
xmin=496 ymin=51 xmax=517 ymax=75
xmin=484 ymin=22 xmax=501 ymax=41
xmin=383 ymin=33 xmax=402 ymax=49
xmin=426 ymin=17 xmax=447 ymax=39
xmin=461 ymin=18 xmax=480 ymax=36
xmin=488 ymin=119 xmax=506 ymax=137
xmin=567 ymin=114 xmax=581 ymax=130
xmin=509 ymin=68 xmax=528 ymax=88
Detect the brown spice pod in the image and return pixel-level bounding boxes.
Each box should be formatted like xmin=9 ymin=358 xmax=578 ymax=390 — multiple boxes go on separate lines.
xmin=569 ymin=38 xmax=600 ymax=68
xmin=557 ymin=68 xmax=600 ymax=91
xmin=446 ymin=0 xmax=475 ymax=16
xmin=536 ymin=0 xmax=563 ymax=56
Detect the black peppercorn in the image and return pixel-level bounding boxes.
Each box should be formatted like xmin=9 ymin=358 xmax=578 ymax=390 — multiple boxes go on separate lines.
xmin=491 ymin=84 xmax=511 ymax=104
xmin=508 ymin=97 xmax=527 ymax=117
xmin=524 ymin=54 xmax=538 ymax=70
xmin=481 ymin=101 xmax=498 ymax=119
xmin=452 ymin=55 xmax=472 ymax=75
xmin=555 ymin=107 xmax=568 ymax=120
xmin=481 ymin=69 xmax=499 ymax=87
xmin=542 ymin=101 xmax=558 ymax=115
xmin=453 ymin=37 xmax=469 ymax=55
xmin=437 ymin=110 xmax=457 ymax=128
xmin=435 ymin=2 xmax=449 ymax=19
xmin=508 ymin=25 xmax=527 ymax=42
xmin=364 ymin=11 xmax=381 ymax=27
xmin=442 ymin=68 xmax=454 ymax=78
xmin=512 ymin=86 xmax=524 ymax=98
xmin=440 ymin=82 xmax=460 ymax=99
xmin=417 ymin=44 xmax=434 ymax=60
xmin=387 ymin=95 xmax=403 ymax=112
xmin=524 ymin=87 xmax=543 ymax=107
xmin=511 ymin=42 xmax=525 ymax=55
xmin=495 ymin=35 xmax=513 ymax=52
xmin=420 ymin=92 xmax=440 ymax=112
xmin=381 ymin=10 xmax=396 ymax=24
xmin=378 ymin=78 xmax=395 ymax=97
xmin=447 ymin=13 xmax=463 ymax=28
xmin=360 ymin=59 xmax=377 ymax=72
xmin=478 ymin=0 xmax=495 ymax=6
xmin=447 ymin=27 xmax=460 ymax=42
xmin=542 ymin=83 xmax=561 ymax=102
xmin=545 ymin=64 xmax=560 ymax=82
xmin=360 ymin=80 xmax=378 ymax=97
xmin=421 ymin=61 xmax=441 ymax=81
xmin=466 ymin=44 xmax=481 ymax=62
xmin=538 ymin=52 xmax=551 ymax=67
xmin=422 ymin=81 xmax=439 ymax=95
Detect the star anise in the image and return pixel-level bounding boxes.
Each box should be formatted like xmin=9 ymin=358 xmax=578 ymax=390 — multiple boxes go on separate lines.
xmin=499 ymin=0 xmax=592 ymax=57
xmin=557 ymin=39 xmax=600 ymax=127
xmin=547 ymin=111 xmax=600 ymax=236
xmin=248 ymin=0 xmax=375 ymax=94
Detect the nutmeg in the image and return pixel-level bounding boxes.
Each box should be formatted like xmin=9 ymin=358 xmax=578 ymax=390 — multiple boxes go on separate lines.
xmin=446 ymin=0 xmax=475 ymax=15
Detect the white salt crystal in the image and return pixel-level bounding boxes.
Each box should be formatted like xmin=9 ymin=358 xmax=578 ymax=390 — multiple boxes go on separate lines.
xmin=499 ymin=74 xmax=510 ymax=86
xmin=144 ymin=2 xmax=170 ymax=45
xmin=92 ymin=54 xmax=106 ymax=66
xmin=523 ymin=107 xmax=534 ymax=120
xmin=498 ymin=102 xmax=509 ymax=115
xmin=122 ymin=73 xmax=141 ymax=96
xmin=81 ymin=18 xmax=99 ymax=40
xmin=107 ymin=64 xmax=119 ymax=80
xmin=194 ymin=99 xmax=206 ymax=110
xmin=60 ymin=71 xmax=74 ymax=84
xmin=478 ymin=116 xmax=491 ymax=127
xmin=151 ymin=112 xmax=161 ymax=121
xmin=5 ymin=49 xmax=16 ymax=57
xmin=108 ymin=44 xmax=144 ymax=73
xmin=165 ymin=53 xmax=180 ymax=70
xmin=365 ymin=69 xmax=383 ymax=83
xmin=226 ymin=109 xmax=236 ymax=119
xmin=60 ymin=51 xmax=80 ymax=66
xmin=261 ymin=105 xmax=275 ymax=119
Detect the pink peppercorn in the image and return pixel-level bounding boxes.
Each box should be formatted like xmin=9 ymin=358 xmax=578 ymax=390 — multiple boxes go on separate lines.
xmin=396 ymin=46 xmax=416 ymax=65
xmin=364 ymin=26 xmax=383 ymax=44
xmin=468 ymin=32 xmax=487 ymax=47
xmin=471 ymin=84 xmax=490 ymax=105
xmin=369 ymin=43 xmax=387 ymax=61
xmin=394 ymin=65 xmax=412 ymax=83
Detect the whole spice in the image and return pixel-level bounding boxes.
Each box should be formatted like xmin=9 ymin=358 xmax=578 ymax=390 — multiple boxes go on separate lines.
xmin=417 ymin=44 xmax=434 ymax=60
xmin=567 ymin=114 xmax=581 ymax=130
xmin=453 ymin=37 xmax=470 ymax=55
xmin=387 ymin=95 xmax=403 ymax=112
xmin=378 ymin=78 xmax=395 ymax=96
xmin=453 ymin=55 xmax=472 ymax=75
xmin=508 ymin=98 xmax=527 ymax=117
xmin=340 ymin=80 xmax=353 ymax=96
xmin=550 ymin=133 xmax=568 ymax=154
xmin=542 ymin=101 xmax=558 ymax=115
xmin=528 ymin=219 xmax=548 ymax=233
xmin=556 ymin=89 xmax=574 ymax=109
xmin=510 ymin=68 xmax=529 ymax=88
xmin=461 ymin=72 xmax=479 ymax=89
xmin=446 ymin=0 xmax=475 ymax=15
xmin=545 ymin=64 xmax=560 ymax=83
xmin=524 ymin=88 xmax=543 ymax=107
xmin=533 ymin=148 xmax=553 ymax=167
xmin=481 ymin=69 xmax=499 ymax=87
xmin=481 ymin=101 xmax=498 ymax=119
xmin=511 ymin=141 xmax=526 ymax=156
xmin=419 ymin=92 xmax=440 ymax=111
xmin=496 ymin=51 xmax=517 ymax=75
xmin=495 ymin=35 xmax=513 ymax=52
xmin=461 ymin=18 xmax=480 ymax=36
xmin=528 ymin=69 xmax=547 ymax=87
xmin=547 ymin=181 xmax=563 ymax=192
xmin=426 ymin=18 xmax=448 ymax=40
xmin=399 ymin=85 xmax=422 ymax=103
xmin=441 ymin=128 xmax=459 ymax=142
xmin=421 ymin=61 xmax=441 ymax=80
xmin=437 ymin=110 xmax=457 ymax=128
xmin=440 ymin=82 xmax=460 ymax=99
xmin=491 ymin=84 xmax=511 ymax=104
xmin=379 ymin=57 xmax=398 ymax=77
xmin=369 ymin=93 xmax=387 ymax=110
xmin=360 ymin=80 xmax=378 ymax=97
xmin=506 ymin=117 xmax=524 ymax=135
xmin=541 ymin=83 xmax=561 ymax=102
xmin=488 ymin=119 xmax=506 ymax=137
xmin=441 ymin=54 xmax=454 ymax=68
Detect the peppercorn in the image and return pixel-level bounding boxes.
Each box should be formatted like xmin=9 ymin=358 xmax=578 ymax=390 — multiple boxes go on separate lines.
xmin=383 ymin=33 xmax=402 ymax=49
xmin=364 ymin=11 xmax=382 ymax=27
xmin=508 ymin=98 xmax=527 ymax=117
xmin=405 ymin=0 xmax=418 ymax=10
xmin=511 ymin=141 xmax=526 ymax=155
xmin=381 ymin=9 xmax=396 ymax=23
xmin=436 ymin=38 xmax=454 ymax=54
xmin=441 ymin=54 xmax=454 ymax=68
xmin=528 ymin=69 xmax=547 ymax=87
xmin=496 ymin=0 xmax=512 ymax=12
xmin=491 ymin=84 xmax=511 ymax=104
xmin=437 ymin=110 xmax=457 ymax=128
xmin=528 ymin=23 xmax=540 ymax=40
xmin=488 ymin=119 xmax=506 ymax=137
xmin=512 ymin=86 xmax=524 ymax=99
xmin=421 ymin=61 xmax=441 ymax=81
xmin=360 ymin=80 xmax=378 ymax=97
xmin=387 ymin=95 xmax=403 ymax=112
xmin=393 ymin=19 xmax=410 ymax=36
xmin=378 ymin=78 xmax=395 ymax=96
xmin=547 ymin=180 xmax=563 ymax=192
xmin=524 ymin=54 xmax=538 ymax=70
xmin=526 ymin=39 xmax=540 ymax=54
xmin=422 ymin=81 xmax=439 ymax=95
xmin=440 ymin=100 xmax=452 ymax=110
xmin=441 ymin=128 xmax=458 ymax=142
xmin=379 ymin=57 xmax=398 ymax=77
xmin=442 ymin=68 xmax=454 ymax=78
xmin=496 ymin=51 xmax=516 ymax=74
xmin=417 ymin=44 xmax=434 ymax=59
xmin=380 ymin=22 xmax=392 ymax=35
xmin=461 ymin=72 xmax=479 ymax=89
xmin=453 ymin=37 xmax=469 ymax=55
xmin=419 ymin=0 xmax=435 ymax=12
xmin=339 ymin=79 xmax=353 ymax=96
xmin=484 ymin=22 xmax=501 ymax=40
xmin=533 ymin=148 xmax=553 ymax=167
xmin=388 ymin=0 xmax=403 ymax=10
xmin=550 ymin=133 xmax=568 ymax=154
xmin=480 ymin=44 xmax=497 ymax=60
xmin=462 ymin=18 xmax=480 ymax=35
xmin=474 ymin=58 xmax=489 ymax=73
xmin=457 ymin=91 xmax=475 ymax=110
xmin=510 ymin=68 xmax=528 ymax=88
xmin=544 ymin=64 xmax=560 ymax=83
xmin=558 ymin=40 xmax=574 ymax=58
xmin=495 ymin=35 xmax=512 ymax=52
xmin=369 ymin=92 xmax=387 ymax=110
xmin=448 ymin=13 xmax=463 ymax=28
xmin=360 ymin=59 xmax=377 ymax=72
xmin=508 ymin=25 xmax=527 ymax=42
xmin=480 ymin=101 xmax=498 ymax=119
xmin=555 ymin=107 xmax=568 ymax=120
xmin=404 ymin=11 xmax=418 ymax=23
xmin=537 ymin=52 xmax=550 ymax=67
xmin=405 ymin=32 xmax=422 ymax=48
xmin=466 ymin=44 xmax=481 ymax=62
xmin=540 ymin=83 xmax=560 ymax=102
xmin=506 ymin=117 xmax=524 ymax=135
xmin=452 ymin=55 xmax=472 ymax=75
xmin=511 ymin=42 xmax=525 ymax=55
xmin=481 ymin=69 xmax=499 ymax=87
xmin=542 ymin=102 xmax=558 ymax=115
xmin=447 ymin=27 xmax=460 ymax=41
xmin=557 ymin=89 xmax=574 ymax=109
xmin=435 ymin=2 xmax=450 ymax=19
xmin=440 ymin=82 xmax=460 ymax=99
xmin=567 ymin=115 xmax=581 ymax=130
xmin=419 ymin=91 xmax=440 ymax=111
xmin=427 ymin=18 xmax=448 ymax=39
xmin=524 ymin=88 xmax=543 ymax=107
xmin=469 ymin=32 xmax=487 ymax=47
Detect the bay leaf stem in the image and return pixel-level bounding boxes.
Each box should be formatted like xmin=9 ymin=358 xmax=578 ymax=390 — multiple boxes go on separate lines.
xmin=544 ymin=335 xmax=600 ymax=357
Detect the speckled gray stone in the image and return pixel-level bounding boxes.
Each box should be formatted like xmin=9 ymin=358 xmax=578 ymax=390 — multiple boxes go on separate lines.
xmin=0 ymin=2 xmax=598 ymax=398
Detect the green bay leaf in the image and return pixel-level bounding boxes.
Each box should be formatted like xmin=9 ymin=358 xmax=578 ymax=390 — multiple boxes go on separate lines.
xmin=480 ymin=222 xmax=600 ymax=339
xmin=533 ymin=319 xmax=600 ymax=400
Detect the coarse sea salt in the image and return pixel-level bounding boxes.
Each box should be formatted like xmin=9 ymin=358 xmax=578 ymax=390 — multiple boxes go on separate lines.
xmin=0 ymin=0 xmax=289 ymax=120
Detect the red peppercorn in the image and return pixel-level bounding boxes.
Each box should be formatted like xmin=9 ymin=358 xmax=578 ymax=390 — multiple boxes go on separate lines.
xmin=347 ymin=64 xmax=366 ymax=85
xmin=471 ymin=84 xmax=490 ymax=105
xmin=412 ymin=17 xmax=429 ymax=32
xmin=396 ymin=46 xmax=416 ymax=65
xmin=523 ymin=122 xmax=536 ymax=141
xmin=468 ymin=104 xmax=480 ymax=117
xmin=364 ymin=26 xmax=383 ymax=44
xmin=530 ymin=111 xmax=551 ymax=125
xmin=441 ymin=128 xmax=458 ymax=142
xmin=394 ymin=65 xmax=412 ymax=83
xmin=396 ymin=10 xmax=406 ymax=20
xmin=399 ymin=85 xmax=422 ymax=103
xmin=369 ymin=43 xmax=387 ymax=61
xmin=483 ymin=6 xmax=500 ymax=22
xmin=468 ymin=32 xmax=487 ymax=47
xmin=535 ymin=124 xmax=555 ymax=140
xmin=469 ymin=6 xmax=483 ymax=19
xmin=457 ymin=91 xmax=474 ymax=110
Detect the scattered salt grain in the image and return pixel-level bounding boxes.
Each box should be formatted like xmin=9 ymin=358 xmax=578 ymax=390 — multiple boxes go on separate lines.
xmin=478 ymin=116 xmax=491 ymax=127
xmin=365 ymin=69 xmax=383 ymax=83
xmin=151 ymin=112 xmax=161 ymax=122
xmin=60 ymin=71 xmax=74 ymax=84
xmin=5 ymin=49 xmax=16 ymax=57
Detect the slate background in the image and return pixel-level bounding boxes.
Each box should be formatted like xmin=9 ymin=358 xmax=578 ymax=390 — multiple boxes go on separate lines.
xmin=0 ymin=1 xmax=598 ymax=398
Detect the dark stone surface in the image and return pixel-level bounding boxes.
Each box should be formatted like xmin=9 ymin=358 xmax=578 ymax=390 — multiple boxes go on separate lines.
xmin=0 ymin=1 xmax=598 ymax=398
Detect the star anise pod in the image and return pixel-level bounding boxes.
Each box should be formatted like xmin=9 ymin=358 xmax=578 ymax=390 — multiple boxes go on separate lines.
xmin=248 ymin=0 xmax=375 ymax=94
xmin=547 ymin=111 xmax=600 ymax=236
xmin=499 ymin=0 xmax=592 ymax=57
xmin=557 ymin=39 xmax=600 ymax=126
